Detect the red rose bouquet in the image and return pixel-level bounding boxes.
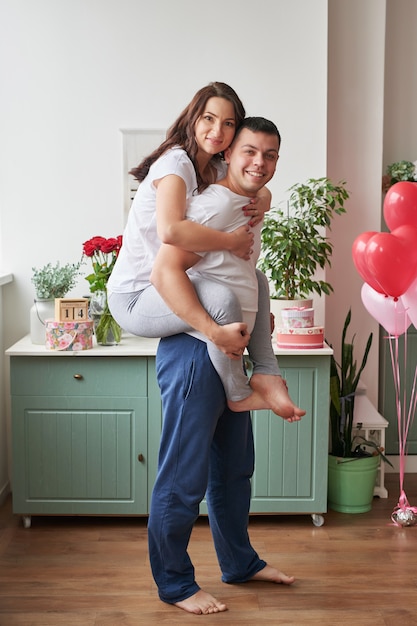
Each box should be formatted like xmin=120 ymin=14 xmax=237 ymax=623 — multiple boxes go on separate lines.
xmin=82 ymin=235 xmax=123 ymax=344
xmin=82 ymin=235 xmax=123 ymax=292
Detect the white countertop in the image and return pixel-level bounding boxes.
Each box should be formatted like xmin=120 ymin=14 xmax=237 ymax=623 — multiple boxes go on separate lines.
xmin=6 ymin=334 xmax=333 ymax=358
xmin=0 ymin=273 xmax=13 ymax=287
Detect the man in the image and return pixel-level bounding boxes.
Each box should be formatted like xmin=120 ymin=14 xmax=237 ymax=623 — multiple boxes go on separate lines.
xmin=148 ymin=118 xmax=299 ymax=615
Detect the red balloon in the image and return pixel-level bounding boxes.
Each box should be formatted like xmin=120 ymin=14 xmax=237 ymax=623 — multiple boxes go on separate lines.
xmin=352 ymin=232 xmax=385 ymax=293
xmin=391 ymin=224 xmax=417 ymax=254
xmin=383 ymin=181 xmax=417 ymax=230
xmin=365 ymin=231 xmax=417 ymax=297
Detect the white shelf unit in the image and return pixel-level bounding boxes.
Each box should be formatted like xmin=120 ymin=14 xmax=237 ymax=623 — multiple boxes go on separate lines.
xmin=353 ymin=391 xmax=389 ymax=498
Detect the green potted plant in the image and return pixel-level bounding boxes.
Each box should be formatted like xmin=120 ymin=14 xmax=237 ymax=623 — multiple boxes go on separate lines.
xmin=328 ymin=309 xmax=393 ymax=513
xmin=258 ymin=177 xmax=349 ymax=300
xmin=382 ymin=159 xmax=416 ymax=192
xmin=30 ymin=261 xmax=81 ymax=344
xmin=257 ymin=177 xmax=348 ymax=323
xmin=31 ymin=261 xmax=81 ymax=300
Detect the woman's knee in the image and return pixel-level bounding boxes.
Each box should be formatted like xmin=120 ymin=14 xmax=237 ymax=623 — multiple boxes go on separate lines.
xmin=204 ymin=286 xmax=242 ymax=324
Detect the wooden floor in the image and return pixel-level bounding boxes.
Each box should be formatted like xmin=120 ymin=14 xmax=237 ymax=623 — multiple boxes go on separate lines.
xmin=1 ymin=473 xmax=417 ymax=625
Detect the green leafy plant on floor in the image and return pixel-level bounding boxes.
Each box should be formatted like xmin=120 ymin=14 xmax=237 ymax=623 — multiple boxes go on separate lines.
xmin=329 ymin=309 xmax=392 ymax=465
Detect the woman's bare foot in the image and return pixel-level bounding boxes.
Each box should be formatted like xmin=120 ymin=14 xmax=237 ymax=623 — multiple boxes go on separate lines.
xmin=249 ymin=374 xmax=306 ymax=422
xmin=250 ymin=564 xmax=295 ymax=585
xmin=174 ymin=589 xmax=228 ymax=615
xmin=228 ymin=389 xmax=270 ymax=414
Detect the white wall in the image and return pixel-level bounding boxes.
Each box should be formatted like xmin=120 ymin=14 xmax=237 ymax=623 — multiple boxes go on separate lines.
xmin=383 ymin=0 xmax=417 ymax=165
xmin=326 ymin=0 xmax=387 ymax=404
xmin=3 ymin=1 xmax=417 ymax=494
xmin=0 ymin=0 xmax=328 ymax=495
xmin=0 ymin=0 xmax=328 ymax=347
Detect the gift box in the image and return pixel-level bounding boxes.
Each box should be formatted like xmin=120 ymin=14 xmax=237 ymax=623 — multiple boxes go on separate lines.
xmin=281 ymin=307 xmax=314 ymax=328
xmin=45 ymin=320 xmax=94 ymax=351
xmin=276 ymin=326 xmax=324 ymax=349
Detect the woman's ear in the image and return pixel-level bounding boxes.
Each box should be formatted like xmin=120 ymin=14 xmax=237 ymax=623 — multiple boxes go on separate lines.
xmin=224 ymin=147 xmax=232 ymax=164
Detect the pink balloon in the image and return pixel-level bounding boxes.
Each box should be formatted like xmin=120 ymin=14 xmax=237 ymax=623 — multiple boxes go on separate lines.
xmin=401 ymin=276 xmax=417 ymax=329
xmin=361 ymin=282 xmax=411 ymax=336
xmin=352 ymin=232 xmax=385 ymax=293
xmin=384 ymin=181 xmax=417 ymax=231
xmin=365 ymin=230 xmax=417 ymax=297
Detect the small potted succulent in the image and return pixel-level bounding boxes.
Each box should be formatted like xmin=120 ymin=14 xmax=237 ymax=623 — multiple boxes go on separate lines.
xmin=31 ymin=261 xmax=81 ymax=300
xmin=30 ymin=261 xmax=81 ymax=344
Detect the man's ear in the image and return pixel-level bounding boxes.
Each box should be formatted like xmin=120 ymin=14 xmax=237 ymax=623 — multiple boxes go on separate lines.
xmin=224 ymin=147 xmax=231 ymax=164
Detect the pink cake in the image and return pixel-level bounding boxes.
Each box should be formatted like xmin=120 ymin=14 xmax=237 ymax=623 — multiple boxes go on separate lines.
xmin=276 ymin=326 xmax=324 ymax=349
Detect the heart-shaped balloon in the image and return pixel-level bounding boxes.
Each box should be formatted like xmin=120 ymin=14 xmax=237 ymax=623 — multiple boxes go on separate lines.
xmin=401 ymin=275 xmax=417 ymax=329
xmin=361 ymin=283 xmax=411 ymax=336
xmin=365 ymin=229 xmax=417 ymax=297
xmin=383 ymin=181 xmax=417 ymax=230
xmin=352 ymin=231 xmax=385 ymax=293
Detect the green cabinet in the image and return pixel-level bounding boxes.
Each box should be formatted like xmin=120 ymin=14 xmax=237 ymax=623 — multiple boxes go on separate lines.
xmin=9 ymin=355 xmax=155 ymax=519
xmin=251 ymin=355 xmax=330 ymax=514
xmin=7 ymin=336 xmax=331 ymax=525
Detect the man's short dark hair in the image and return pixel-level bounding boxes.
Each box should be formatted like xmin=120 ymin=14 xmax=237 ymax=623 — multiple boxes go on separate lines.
xmin=235 ymin=116 xmax=281 ymax=146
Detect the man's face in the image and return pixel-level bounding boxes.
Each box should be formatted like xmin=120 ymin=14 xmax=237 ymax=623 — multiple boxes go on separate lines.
xmin=224 ymin=128 xmax=280 ymax=196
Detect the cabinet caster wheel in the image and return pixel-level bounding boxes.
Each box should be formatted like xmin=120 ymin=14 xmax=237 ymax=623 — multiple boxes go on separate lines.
xmin=311 ymin=514 xmax=324 ymax=527
xmin=22 ymin=515 xmax=32 ymax=529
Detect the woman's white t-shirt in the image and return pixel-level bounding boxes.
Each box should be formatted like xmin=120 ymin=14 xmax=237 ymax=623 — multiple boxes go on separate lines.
xmin=108 ymin=147 xmax=220 ymax=294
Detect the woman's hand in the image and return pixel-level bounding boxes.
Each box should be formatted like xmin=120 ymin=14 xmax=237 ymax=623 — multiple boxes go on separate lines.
xmin=242 ymin=187 xmax=272 ymax=227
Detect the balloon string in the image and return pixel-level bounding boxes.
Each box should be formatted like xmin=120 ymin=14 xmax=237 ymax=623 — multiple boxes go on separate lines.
xmin=387 ymin=329 xmax=417 ymax=515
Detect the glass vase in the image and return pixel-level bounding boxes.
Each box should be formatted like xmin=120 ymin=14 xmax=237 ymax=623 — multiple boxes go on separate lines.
xmin=89 ymin=290 xmax=121 ymax=346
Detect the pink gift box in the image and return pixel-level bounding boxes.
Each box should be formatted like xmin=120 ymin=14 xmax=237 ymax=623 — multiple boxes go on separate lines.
xmin=276 ymin=326 xmax=324 ymax=349
xmin=281 ymin=307 xmax=314 ymax=328
xmin=45 ymin=320 xmax=94 ymax=351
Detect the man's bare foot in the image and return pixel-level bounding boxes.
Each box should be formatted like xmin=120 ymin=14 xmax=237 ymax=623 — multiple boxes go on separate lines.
xmin=250 ymin=564 xmax=295 ymax=585
xmin=250 ymin=373 xmax=306 ymax=422
xmin=174 ymin=589 xmax=228 ymax=615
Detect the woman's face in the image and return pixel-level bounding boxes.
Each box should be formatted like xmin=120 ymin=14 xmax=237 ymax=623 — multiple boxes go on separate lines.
xmin=194 ymin=97 xmax=236 ymax=159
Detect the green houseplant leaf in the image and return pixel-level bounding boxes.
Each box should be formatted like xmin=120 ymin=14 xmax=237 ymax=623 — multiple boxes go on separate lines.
xmin=329 ymin=310 xmax=392 ymax=465
xmin=31 ymin=261 xmax=81 ymax=300
xmin=258 ymin=177 xmax=348 ymax=300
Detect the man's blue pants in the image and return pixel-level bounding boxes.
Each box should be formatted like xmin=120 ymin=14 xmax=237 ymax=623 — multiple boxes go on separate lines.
xmin=148 ymin=333 xmax=265 ymax=604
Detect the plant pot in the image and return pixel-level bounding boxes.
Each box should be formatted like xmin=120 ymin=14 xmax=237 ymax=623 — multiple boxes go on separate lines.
xmin=327 ymin=454 xmax=379 ymax=514
xmin=270 ymin=298 xmax=313 ymax=328
xmin=30 ymin=298 xmax=55 ymax=344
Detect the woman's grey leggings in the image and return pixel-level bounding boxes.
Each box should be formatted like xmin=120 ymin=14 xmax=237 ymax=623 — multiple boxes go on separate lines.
xmin=108 ymin=269 xmax=280 ymax=402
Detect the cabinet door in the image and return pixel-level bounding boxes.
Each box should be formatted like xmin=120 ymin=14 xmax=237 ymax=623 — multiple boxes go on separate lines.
xmin=11 ymin=395 xmax=148 ymax=515
xmin=250 ymin=356 xmax=330 ymax=513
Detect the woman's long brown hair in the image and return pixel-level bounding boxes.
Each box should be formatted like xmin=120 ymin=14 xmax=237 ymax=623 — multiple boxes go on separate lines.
xmin=129 ymin=82 xmax=245 ymax=192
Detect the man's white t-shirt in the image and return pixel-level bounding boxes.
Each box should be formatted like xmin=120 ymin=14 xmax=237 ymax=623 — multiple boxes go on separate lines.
xmin=187 ymin=184 xmax=261 ymax=328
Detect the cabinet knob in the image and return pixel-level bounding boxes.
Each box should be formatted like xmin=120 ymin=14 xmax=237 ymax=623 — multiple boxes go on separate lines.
xmin=73 ymin=374 xmax=84 ymax=380
xmin=138 ymin=454 xmax=144 ymax=463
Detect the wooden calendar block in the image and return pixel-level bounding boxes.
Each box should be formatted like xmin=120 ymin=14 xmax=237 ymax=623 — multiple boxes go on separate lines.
xmin=55 ymin=298 xmax=89 ymax=322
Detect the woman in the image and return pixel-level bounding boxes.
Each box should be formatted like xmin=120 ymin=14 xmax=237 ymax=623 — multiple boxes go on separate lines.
xmin=108 ymin=82 xmax=295 ymax=415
